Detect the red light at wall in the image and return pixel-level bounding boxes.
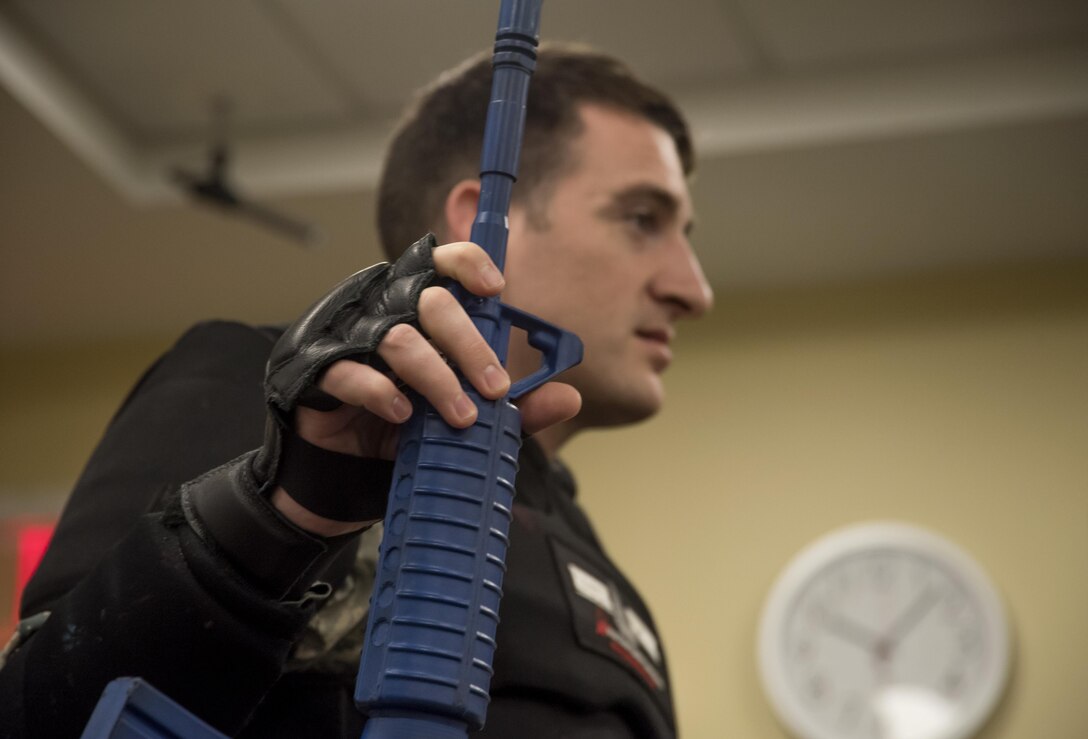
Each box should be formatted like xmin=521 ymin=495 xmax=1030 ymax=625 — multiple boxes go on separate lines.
xmin=16 ymin=524 xmax=54 ymax=600
xmin=5 ymin=521 xmax=55 ymax=629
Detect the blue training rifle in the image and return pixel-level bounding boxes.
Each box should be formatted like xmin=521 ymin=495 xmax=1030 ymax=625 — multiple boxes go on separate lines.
xmin=355 ymin=0 xmax=583 ymax=735
xmin=80 ymin=1 xmax=582 ymax=737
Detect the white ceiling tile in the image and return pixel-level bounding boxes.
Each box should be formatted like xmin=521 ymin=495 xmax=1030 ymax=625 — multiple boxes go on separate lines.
xmin=731 ymin=0 xmax=1088 ymax=69
xmin=274 ymin=0 xmax=498 ymax=116
xmin=539 ymin=0 xmax=756 ymax=86
xmin=279 ymin=0 xmax=756 ymax=116
xmin=7 ymin=0 xmax=354 ymax=141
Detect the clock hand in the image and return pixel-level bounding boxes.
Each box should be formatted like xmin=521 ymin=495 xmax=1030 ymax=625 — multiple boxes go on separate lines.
xmin=818 ymin=607 xmax=882 ymax=654
xmin=885 ymin=586 xmax=941 ymax=645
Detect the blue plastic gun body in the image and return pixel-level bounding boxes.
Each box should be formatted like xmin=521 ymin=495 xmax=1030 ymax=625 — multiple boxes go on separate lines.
xmin=354 ymin=2 xmax=583 ymax=738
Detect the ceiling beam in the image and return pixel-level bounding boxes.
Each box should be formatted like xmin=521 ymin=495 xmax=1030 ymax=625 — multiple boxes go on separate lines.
xmin=686 ymin=46 xmax=1088 ymax=156
xmin=0 ymin=11 xmax=169 ymax=201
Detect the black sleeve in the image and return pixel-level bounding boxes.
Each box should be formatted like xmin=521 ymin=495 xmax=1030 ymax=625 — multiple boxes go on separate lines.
xmin=21 ymin=321 xmax=275 ymax=613
xmin=0 ymin=321 xmax=315 ymax=737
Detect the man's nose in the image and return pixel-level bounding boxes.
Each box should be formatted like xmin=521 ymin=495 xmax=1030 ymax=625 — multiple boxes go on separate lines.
xmin=652 ymin=238 xmax=714 ymax=319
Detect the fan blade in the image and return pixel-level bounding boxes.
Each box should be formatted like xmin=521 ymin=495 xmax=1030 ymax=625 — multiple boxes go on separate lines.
xmin=233 ymin=196 xmax=321 ymax=246
xmin=172 ymin=167 xmax=240 ymax=207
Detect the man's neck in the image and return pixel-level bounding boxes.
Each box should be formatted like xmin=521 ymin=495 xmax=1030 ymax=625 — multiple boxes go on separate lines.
xmin=531 ymin=419 xmax=578 ymax=459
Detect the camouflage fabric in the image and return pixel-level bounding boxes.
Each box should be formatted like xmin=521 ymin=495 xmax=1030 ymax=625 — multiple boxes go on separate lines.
xmin=285 ymin=524 xmax=383 ymax=676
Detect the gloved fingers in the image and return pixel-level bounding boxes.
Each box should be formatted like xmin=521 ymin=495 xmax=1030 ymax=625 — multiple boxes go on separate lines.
xmin=317 ymin=359 xmax=411 ymax=425
xmin=418 ymin=286 xmax=510 ymax=399
xmin=432 ymin=241 xmax=505 ymax=296
xmin=377 ymin=323 xmax=478 ymax=428
xmin=265 ymin=234 xmax=439 ymax=415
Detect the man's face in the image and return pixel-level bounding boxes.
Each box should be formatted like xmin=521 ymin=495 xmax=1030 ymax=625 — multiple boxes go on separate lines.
xmin=503 ymin=104 xmax=713 ymax=431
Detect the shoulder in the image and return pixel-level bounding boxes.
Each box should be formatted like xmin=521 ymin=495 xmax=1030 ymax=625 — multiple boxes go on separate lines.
xmin=172 ymin=320 xmax=283 ymax=356
xmin=151 ymin=321 xmax=284 ymax=382
xmin=108 ymin=321 xmax=284 ymax=418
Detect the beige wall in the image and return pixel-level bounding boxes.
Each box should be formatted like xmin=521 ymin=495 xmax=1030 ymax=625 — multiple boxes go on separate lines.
xmin=1 ymin=336 xmax=176 ymax=512
xmin=2 ymin=261 xmax=1086 ymax=736
xmin=565 ymin=262 xmax=1088 ymax=738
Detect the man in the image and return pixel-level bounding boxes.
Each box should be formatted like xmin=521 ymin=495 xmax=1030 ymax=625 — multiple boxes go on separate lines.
xmin=0 ymin=45 xmax=711 ymax=738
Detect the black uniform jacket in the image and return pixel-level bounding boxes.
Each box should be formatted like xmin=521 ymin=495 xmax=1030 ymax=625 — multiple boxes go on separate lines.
xmin=0 ymin=321 xmax=676 ymax=738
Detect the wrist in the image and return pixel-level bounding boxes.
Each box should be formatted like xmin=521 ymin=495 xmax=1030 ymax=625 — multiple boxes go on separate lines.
xmin=266 ymin=424 xmax=393 ymax=523
xmin=180 ymin=453 xmax=355 ymax=601
xmin=270 ymin=486 xmax=378 ymax=537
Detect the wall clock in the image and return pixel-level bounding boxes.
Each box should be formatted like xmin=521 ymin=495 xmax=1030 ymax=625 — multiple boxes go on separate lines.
xmin=757 ymin=521 xmax=1011 ymax=739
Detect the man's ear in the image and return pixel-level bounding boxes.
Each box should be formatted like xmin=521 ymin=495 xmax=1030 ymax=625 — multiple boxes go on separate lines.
xmin=442 ymin=179 xmax=481 ymax=243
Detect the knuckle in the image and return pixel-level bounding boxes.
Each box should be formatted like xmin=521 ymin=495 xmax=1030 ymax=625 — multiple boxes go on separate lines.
xmin=321 ymin=359 xmax=354 ymax=390
xmin=435 ymin=241 xmax=483 ymax=273
xmin=381 ymin=323 xmax=418 ymax=350
xmin=446 ymin=241 xmax=477 ymax=257
xmin=319 ymin=361 xmax=373 ymax=405
xmin=418 ymin=285 xmax=453 ymax=312
xmin=463 ymin=335 xmax=494 ymax=364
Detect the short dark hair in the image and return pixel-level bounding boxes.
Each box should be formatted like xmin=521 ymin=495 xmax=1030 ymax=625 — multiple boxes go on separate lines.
xmin=376 ymin=43 xmax=694 ymax=259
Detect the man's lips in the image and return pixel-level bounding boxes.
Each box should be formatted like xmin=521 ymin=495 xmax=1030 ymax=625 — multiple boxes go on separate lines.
xmin=635 ymin=328 xmax=674 ymax=369
xmin=635 ymin=327 xmax=674 ymax=345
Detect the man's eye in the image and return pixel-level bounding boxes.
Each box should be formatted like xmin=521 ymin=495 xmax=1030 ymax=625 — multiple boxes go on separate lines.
xmin=627 ymin=210 xmax=659 ymax=232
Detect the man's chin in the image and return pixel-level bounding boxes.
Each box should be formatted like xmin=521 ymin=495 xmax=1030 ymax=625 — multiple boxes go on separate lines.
xmin=578 ymin=385 xmax=664 ymax=429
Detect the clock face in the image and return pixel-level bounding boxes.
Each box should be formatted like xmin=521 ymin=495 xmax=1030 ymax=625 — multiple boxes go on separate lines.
xmin=758 ymin=523 xmax=1011 ymax=739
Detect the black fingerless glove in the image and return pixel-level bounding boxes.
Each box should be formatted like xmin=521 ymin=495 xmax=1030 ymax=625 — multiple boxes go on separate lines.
xmin=256 ymin=232 xmax=439 ymax=518
xmin=180 ymin=234 xmax=439 ymax=601
xmin=264 ymin=232 xmax=439 ymax=416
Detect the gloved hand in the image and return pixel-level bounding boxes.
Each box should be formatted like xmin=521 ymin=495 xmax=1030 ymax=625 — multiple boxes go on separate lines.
xmin=180 ymin=234 xmax=580 ymax=600
xmin=254 ymin=233 xmax=448 ymax=529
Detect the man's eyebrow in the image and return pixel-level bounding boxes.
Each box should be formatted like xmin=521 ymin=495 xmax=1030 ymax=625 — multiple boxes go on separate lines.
xmin=610 ymin=185 xmax=677 ymax=211
xmin=600 ymin=184 xmax=695 ymax=235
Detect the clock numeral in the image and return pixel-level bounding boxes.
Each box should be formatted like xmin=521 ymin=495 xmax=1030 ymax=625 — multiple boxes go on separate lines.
xmin=943 ymin=669 xmax=965 ymax=697
xmin=807 ymin=673 xmax=833 ymax=705
xmin=943 ymin=592 xmax=965 ymax=621
xmin=834 ymin=565 xmax=854 ymax=595
xmin=959 ymin=627 xmax=980 ymax=655
xmin=909 ymin=559 xmax=932 ymax=590
xmin=870 ymin=556 xmax=895 ymax=591
xmin=836 ymin=694 xmax=864 ymax=732
xmin=794 ymin=638 xmax=816 ymax=663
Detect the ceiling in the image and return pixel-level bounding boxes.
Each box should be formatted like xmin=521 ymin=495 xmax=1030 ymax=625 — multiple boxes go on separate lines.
xmin=1 ymin=0 xmax=1087 ymax=346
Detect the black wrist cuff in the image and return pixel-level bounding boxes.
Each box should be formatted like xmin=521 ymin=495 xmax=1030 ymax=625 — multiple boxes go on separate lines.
xmin=180 ymin=453 xmax=358 ymax=601
xmin=276 ymin=432 xmax=392 ymax=523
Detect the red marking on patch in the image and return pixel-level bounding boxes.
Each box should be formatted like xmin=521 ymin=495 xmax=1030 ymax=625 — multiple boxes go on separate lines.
xmin=609 ymin=639 xmax=658 ymax=690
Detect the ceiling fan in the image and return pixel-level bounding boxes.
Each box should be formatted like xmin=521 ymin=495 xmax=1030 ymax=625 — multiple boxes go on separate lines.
xmin=171 ymin=100 xmax=321 ymax=246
